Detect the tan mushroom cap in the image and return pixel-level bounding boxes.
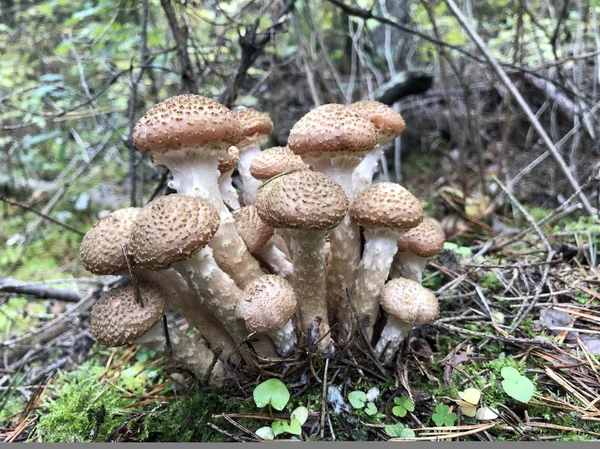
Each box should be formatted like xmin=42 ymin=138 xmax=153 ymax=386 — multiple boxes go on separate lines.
xmin=249 ymin=146 xmax=309 ymax=180
xmin=380 ymin=278 xmax=439 ymax=324
xmin=231 ymin=107 xmax=273 ymax=142
xmin=237 ymin=275 xmax=296 ymax=333
xmin=233 ymin=205 xmax=275 ymax=253
xmin=218 ymin=146 xmax=240 ymax=173
xmin=288 ymin=104 xmax=378 ymax=156
xmin=130 ymin=194 xmax=220 ymax=270
xmin=256 ymin=170 xmax=348 ymax=230
xmin=90 ymin=283 xmax=166 ymax=347
xmin=349 ymin=182 xmax=423 ymax=230
xmin=349 ymin=101 xmax=406 ymax=144
xmin=80 ymin=207 xmax=139 ymax=275
xmin=397 ymin=217 xmax=445 ymax=257
xmin=132 ymin=95 xmax=243 ymax=155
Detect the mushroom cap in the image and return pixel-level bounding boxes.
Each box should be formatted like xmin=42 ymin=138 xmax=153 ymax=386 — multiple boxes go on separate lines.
xmin=288 ymin=104 xmax=378 ymax=157
xmin=256 ymin=170 xmax=348 ymax=230
xmin=231 ymin=107 xmax=273 ymax=143
xmin=397 ymin=217 xmax=445 ymax=257
xmin=132 ymin=95 xmax=243 ymax=155
xmin=380 ymin=278 xmax=439 ymax=324
xmin=130 ymin=194 xmax=220 ymax=270
xmin=237 ymin=275 xmax=297 ymax=333
xmin=249 ymin=146 xmax=309 ymax=180
xmin=349 ymin=182 xmax=423 ymax=230
xmin=233 ymin=205 xmax=275 ymax=253
xmin=348 ymin=101 xmax=405 ymax=145
xmin=90 ymin=283 xmax=167 ymax=346
xmin=218 ymin=146 xmax=240 ymax=173
xmin=80 ymin=207 xmax=139 ymax=275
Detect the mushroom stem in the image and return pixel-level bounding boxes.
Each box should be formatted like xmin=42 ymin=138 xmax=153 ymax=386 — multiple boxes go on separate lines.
xmin=219 ymin=169 xmax=241 ymax=210
xmin=238 ymin=141 xmax=263 ymax=205
xmin=373 ymin=317 xmax=412 ymax=366
xmin=352 ymin=146 xmax=383 ymax=197
xmin=136 ymin=321 xmax=226 ymax=384
xmin=268 ymin=319 xmax=297 ymax=357
xmin=172 ymin=246 xmax=277 ymax=362
xmin=342 ymin=228 xmax=404 ymax=341
xmin=255 ymin=240 xmax=293 ymax=282
xmin=156 ymin=147 xmax=264 ymax=289
xmin=289 ymin=229 xmax=332 ymax=351
xmin=390 ymin=251 xmax=428 ymax=283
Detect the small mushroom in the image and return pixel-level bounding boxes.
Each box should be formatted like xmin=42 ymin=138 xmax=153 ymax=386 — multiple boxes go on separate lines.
xmin=237 ymin=275 xmax=298 ymax=357
xmin=234 ymin=206 xmax=293 ymax=282
xmin=256 ymin=170 xmax=348 ymax=351
xmin=249 ymin=146 xmax=308 ymax=181
xmin=91 ymin=283 xmax=226 ymax=382
xmin=340 ymin=183 xmax=423 ymax=341
xmin=348 ymin=101 xmax=406 ymax=197
xmin=231 ymin=107 xmax=274 ymax=205
xmin=391 ymin=217 xmax=445 ymax=283
xmin=218 ymin=146 xmax=241 ymax=210
xmin=374 ymin=278 xmax=439 ymax=365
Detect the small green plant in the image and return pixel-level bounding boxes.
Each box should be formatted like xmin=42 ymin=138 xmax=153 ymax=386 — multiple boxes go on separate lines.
xmin=385 ymin=423 xmax=415 ymax=438
xmin=443 ymin=241 xmax=472 ymax=257
xmin=347 ymin=390 xmax=377 ymax=416
xmin=501 ymin=367 xmax=534 ymax=403
xmin=392 ymin=395 xmax=414 ymax=418
xmin=431 ymin=403 xmax=457 ymax=427
xmin=252 ymin=379 xmax=307 ymax=439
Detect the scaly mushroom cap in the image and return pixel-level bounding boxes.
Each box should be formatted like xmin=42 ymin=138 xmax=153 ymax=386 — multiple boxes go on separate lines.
xmin=80 ymin=208 xmax=139 ymax=275
xmin=349 ymin=101 xmax=406 ymax=145
xmin=233 ymin=205 xmax=274 ymax=253
xmin=218 ymin=146 xmax=240 ymax=173
xmin=249 ymin=146 xmax=309 ymax=180
xmin=237 ymin=275 xmax=296 ymax=333
xmin=231 ymin=107 xmax=274 ymax=146
xmin=256 ymin=170 xmax=348 ymax=230
xmin=380 ymin=278 xmax=439 ymax=324
xmin=288 ymin=104 xmax=378 ymax=157
xmin=130 ymin=194 xmax=220 ymax=270
xmin=350 ymin=182 xmax=423 ymax=230
xmin=132 ymin=95 xmax=243 ymax=155
xmin=397 ymin=217 xmax=445 ymax=257
xmin=91 ymin=283 xmax=166 ymax=346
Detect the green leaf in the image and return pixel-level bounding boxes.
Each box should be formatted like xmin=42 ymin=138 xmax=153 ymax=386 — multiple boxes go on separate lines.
xmin=253 ymin=379 xmax=290 ymax=411
xmin=444 ymin=413 xmax=457 ymax=426
xmin=432 ymin=403 xmax=456 ymax=427
xmin=271 ymin=420 xmax=285 ymax=436
xmin=501 ymin=368 xmax=534 ymax=403
xmin=392 ymin=395 xmax=415 ymax=417
xmin=365 ymin=402 xmax=378 ymax=416
xmin=290 ymin=406 xmax=308 ymax=426
xmin=282 ymin=419 xmax=302 ymax=435
xmin=348 ymin=391 xmax=367 ymax=409
xmin=385 ymin=423 xmax=415 ymax=438
xmin=255 ymin=426 xmax=275 ymax=440
xmin=392 ymin=405 xmax=408 ymax=417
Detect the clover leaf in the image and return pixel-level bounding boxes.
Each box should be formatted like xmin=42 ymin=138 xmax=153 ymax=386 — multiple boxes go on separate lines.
xmin=501 ymin=367 xmax=534 ymax=403
xmin=385 ymin=423 xmax=416 ymax=438
xmin=364 ymin=402 xmax=378 ymax=416
xmin=392 ymin=395 xmax=415 ymax=418
xmin=432 ymin=403 xmax=457 ymax=427
xmin=253 ymin=378 xmax=290 ymax=411
xmin=348 ymin=391 xmax=367 ymax=409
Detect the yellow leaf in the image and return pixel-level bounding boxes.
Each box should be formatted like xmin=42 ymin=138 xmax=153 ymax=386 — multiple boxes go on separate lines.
xmin=458 ymin=388 xmax=481 ymax=405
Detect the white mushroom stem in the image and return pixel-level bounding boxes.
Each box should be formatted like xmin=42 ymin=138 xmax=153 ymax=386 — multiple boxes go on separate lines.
xmin=288 ymin=229 xmax=332 ymax=351
xmin=237 ymin=140 xmax=263 ymax=205
xmin=373 ymin=317 xmax=412 ymax=366
xmin=219 ymin=169 xmax=241 ymax=210
xmin=390 ymin=251 xmax=428 ymax=283
xmin=136 ymin=268 xmax=240 ymax=364
xmin=352 ymin=146 xmax=383 ymax=197
xmin=344 ymin=228 xmax=405 ymax=341
xmin=254 ymin=239 xmax=293 ymax=282
xmin=268 ymin=319 xmax=297 ymax=357
xmin=136 ymin=321 xmax=226 ymax=384
xmin=155 ymin=146 xmax=264 ymax=289
xmin=303 ymin=155 xmax=363 ymax=330
xmin=171 ymin=246 xmax=278 ymax=362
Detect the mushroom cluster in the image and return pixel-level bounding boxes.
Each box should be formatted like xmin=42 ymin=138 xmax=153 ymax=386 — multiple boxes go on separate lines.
xmin=80 ymin=95 xmax=446 ymax=382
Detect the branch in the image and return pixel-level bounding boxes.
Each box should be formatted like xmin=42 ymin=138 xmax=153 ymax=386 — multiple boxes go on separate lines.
xmin=0 ymin=278 xmax=84 ymax=303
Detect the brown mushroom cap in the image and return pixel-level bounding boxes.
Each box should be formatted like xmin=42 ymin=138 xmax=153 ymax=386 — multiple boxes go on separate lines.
xmin=233 ymin=205 xmax=275 ymax=253
xmin=218 ymin=146 xmax=240 ymax=173
xmin=288 ymin=104 xmax=378 ymax=157
xmin=237 ymin=275 xmax=296 ymax=333
xmin=90 ymin=283 xmax=166 ymax=346
xmin=249 ymin=146 xmax=309 ymax=180
xmin=397 ymin=217 xmax=445 ymax=257
xmin=379 ymin=278 xmax=439 ymax=324
xmin=132 ymin=95 xmax=243 ymax=155
xmin=349 ymin=101 xmax=406 ymax=144
xmin=80 ymin=208 xmax=139 ymax=275
xmin=349 ymin=182 xmax=423 ymax=230
xmin=130 ymin=194 xmax=220 ymax=270
xmin=256 ymin=170 xmax=348 ymax=230
xmin=231 ymin=107 xmax=273 ymax=143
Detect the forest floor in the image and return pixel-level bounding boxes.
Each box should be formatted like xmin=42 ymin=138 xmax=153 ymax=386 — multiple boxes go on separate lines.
xmin=1 ymin=165 xmax=600 ymax=442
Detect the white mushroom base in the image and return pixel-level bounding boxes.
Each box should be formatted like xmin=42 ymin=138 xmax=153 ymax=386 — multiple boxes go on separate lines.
xmin=238 ymin=141 xmax=263 ymax=205
xmin=255 ymin=240 xmax=293 ymax=282
xmin=374 ymin=317 xmax=412 ymax=366
xmin=390 ymin=251 xmax=427 ymax=283
xmin=268 ymin=319 xmax=297 ymax=357
xmin=352 ymin=146 xmax=383 ymax=197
